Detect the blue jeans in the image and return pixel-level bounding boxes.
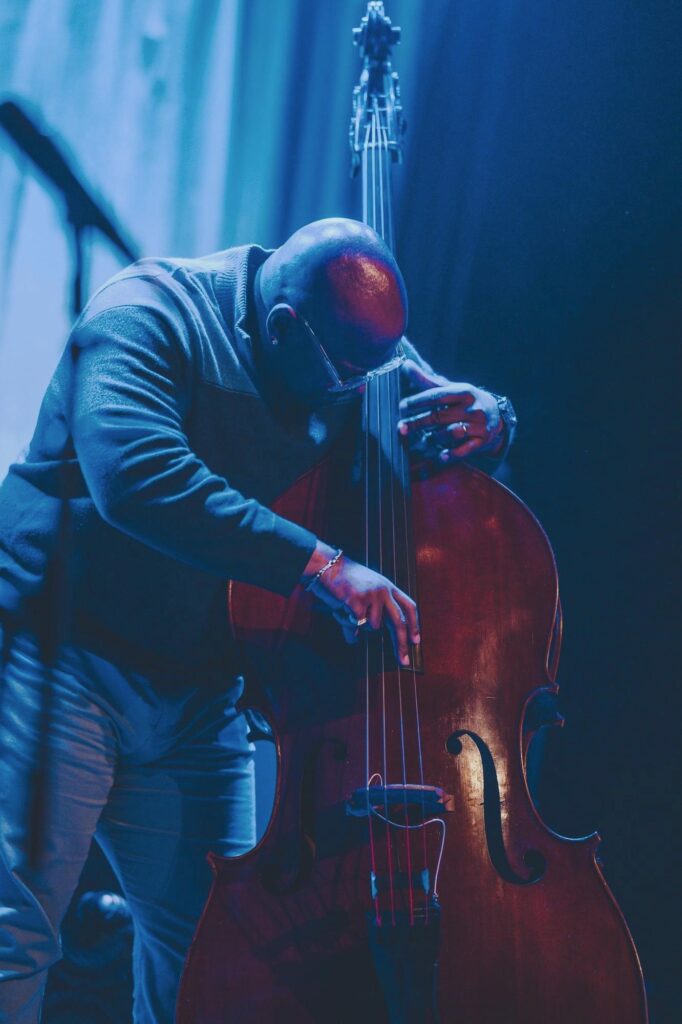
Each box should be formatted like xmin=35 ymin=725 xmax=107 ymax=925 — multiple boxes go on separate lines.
xmin=0 ymin=630 xmax=255 ymax=1023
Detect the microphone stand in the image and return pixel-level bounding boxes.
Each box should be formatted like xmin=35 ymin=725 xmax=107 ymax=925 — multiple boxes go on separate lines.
xmin=26 ymin=219 xmax=82 ymax=867
xmin=0 ymin=98 xmax=140 ymax=866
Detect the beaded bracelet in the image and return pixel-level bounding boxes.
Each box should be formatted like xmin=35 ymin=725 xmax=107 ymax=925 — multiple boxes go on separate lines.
xmin=304 ymin=548 xmax=344 ymax=591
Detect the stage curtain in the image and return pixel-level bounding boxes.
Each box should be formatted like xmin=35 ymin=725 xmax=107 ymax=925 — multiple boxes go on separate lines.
xmin=0 ymin=0 xmax=506 ymax=475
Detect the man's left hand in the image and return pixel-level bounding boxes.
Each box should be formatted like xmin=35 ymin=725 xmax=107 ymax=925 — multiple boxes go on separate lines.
xmin=398 ymin=360 xmax=505 ymax=462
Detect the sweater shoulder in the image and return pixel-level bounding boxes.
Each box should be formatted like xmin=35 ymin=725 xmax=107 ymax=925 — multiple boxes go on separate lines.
xmin=77 ymin=251 xmax=238 ymax=332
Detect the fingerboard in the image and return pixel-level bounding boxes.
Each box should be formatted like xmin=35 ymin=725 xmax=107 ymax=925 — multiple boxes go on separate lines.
xmin=363 ymin=364 xmax=422 ymax=671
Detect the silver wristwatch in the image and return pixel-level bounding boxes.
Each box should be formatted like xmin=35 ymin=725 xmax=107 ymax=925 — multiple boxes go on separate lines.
xmin=490 ymin=392 xmax=518 ymax=459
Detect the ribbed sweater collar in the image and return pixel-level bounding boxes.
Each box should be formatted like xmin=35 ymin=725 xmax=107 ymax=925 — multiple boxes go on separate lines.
xmin=214 ymin=243 xmax=272 ymax=376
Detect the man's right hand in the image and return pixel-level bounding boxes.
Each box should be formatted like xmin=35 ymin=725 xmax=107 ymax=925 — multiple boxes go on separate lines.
xmin=302 ymin=543 xmax=420 ymax=666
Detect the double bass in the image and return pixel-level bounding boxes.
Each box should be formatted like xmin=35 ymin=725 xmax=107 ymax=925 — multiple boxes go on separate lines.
xmin=178 ymin=5 xmax=648 ymax=1021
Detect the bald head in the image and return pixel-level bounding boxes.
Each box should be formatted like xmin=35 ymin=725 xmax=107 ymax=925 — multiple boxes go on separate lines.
xmin=258 ymin=218 xmax=408 ymax=374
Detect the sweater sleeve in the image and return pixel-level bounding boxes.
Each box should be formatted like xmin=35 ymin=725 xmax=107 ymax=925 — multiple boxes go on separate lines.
xmin=71 ymin=304 xmax=317 ymax=595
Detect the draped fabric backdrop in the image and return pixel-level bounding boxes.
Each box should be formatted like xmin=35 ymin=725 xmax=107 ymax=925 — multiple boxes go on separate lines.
xmin=0 ymin=1 xmax=679 ymax=1019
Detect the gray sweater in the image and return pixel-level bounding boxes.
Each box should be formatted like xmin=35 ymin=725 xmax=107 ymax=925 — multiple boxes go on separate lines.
xmin=0 ymin=244 xmax=427 ymax=685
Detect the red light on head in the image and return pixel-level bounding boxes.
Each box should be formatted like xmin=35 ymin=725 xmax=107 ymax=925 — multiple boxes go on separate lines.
xmin=324 ymin=253 xmax=407 ymax=368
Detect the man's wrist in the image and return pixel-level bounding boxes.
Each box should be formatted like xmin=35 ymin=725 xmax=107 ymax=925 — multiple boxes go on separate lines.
xmin=300 ymin=540 xmax=340 ymax=583
xmin=487 ymin=393 xmax=517 ymax=458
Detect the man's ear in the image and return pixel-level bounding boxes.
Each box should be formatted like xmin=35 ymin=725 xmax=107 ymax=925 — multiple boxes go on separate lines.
xmin=264 ymin=303 xmax=298 ymax=349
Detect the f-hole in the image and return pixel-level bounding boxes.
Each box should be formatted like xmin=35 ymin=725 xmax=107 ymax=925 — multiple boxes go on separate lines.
xmin=260 ymin=736 xmax=347 ymax=896
xmin=446 ymin=729 xmax=546 ymax=885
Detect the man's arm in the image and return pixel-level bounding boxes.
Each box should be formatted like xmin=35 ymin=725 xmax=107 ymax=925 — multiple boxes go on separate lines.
xmin=72 ymin=304 xmax=317 ymax=596
xmin=71 ymin=303 xmax=420 ymax=662
xmin=398 ymin=337 xmax=517 ymax=468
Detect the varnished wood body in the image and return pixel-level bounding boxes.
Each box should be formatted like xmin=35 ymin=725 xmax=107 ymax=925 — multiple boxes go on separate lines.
xmin=177 ymin=460 xmax=647 ymax=1024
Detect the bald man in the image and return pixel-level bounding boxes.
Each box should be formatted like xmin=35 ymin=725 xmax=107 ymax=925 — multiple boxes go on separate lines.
xmin=0 ymin=218 xmax=515 ymax=1023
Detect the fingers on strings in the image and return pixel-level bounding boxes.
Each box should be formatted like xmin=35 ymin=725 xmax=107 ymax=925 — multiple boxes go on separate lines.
xmin=399 ymin=404 xmax=485 ymax=435
xmin=337 ymin=594 xmax=419 ymax=664
xmin=399 ymin=389 xmax=475 ymax=420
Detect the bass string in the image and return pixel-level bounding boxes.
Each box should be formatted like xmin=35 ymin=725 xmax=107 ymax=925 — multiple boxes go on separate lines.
xmin=379 ymin=105 xmax=394 ymax=252
xmin=375 ymin=108 xmax=406 ymax=924
xmin=362 ymin=121 xmax=369 ymax=228
xmin=378 ymin=106 xmax=425 ymax=920
xmin=373 ymin=105 xmax=416 ymax=923
xmin=373 ymin=309 xmax=396 ymax=925
xmin=363 ymin=380 xmax=381 ymax=925
xmin=365 ymin=108 xmax=396 ymax=923
xmin=367 ymin=382 xmax=396 ymax=923
xmin=384 ymin=365 xmax=416 ymax=926
xmin=389 ymin=363 xmax=430 ymax=918
xmin=374 ymin=97 xmax=386 ymax=244
xmin=371 ymin=106 xmax=378 ymax=247
xmin=374 ymin=109 xmax=397 ymax=924
xmin=375 ymin=102 xmax=417 ymax=922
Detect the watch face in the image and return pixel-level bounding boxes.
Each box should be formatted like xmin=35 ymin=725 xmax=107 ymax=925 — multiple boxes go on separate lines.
xmin=496 ymin=396 xmax=517 ymax=440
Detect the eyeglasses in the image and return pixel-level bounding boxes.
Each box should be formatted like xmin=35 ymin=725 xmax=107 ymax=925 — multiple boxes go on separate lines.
xmin=294 ymin=310 xmax=404 ymax=394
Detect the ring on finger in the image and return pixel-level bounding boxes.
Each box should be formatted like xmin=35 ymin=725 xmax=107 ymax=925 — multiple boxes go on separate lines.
xmin=356 ymin=617 xmax=368 ymax=628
